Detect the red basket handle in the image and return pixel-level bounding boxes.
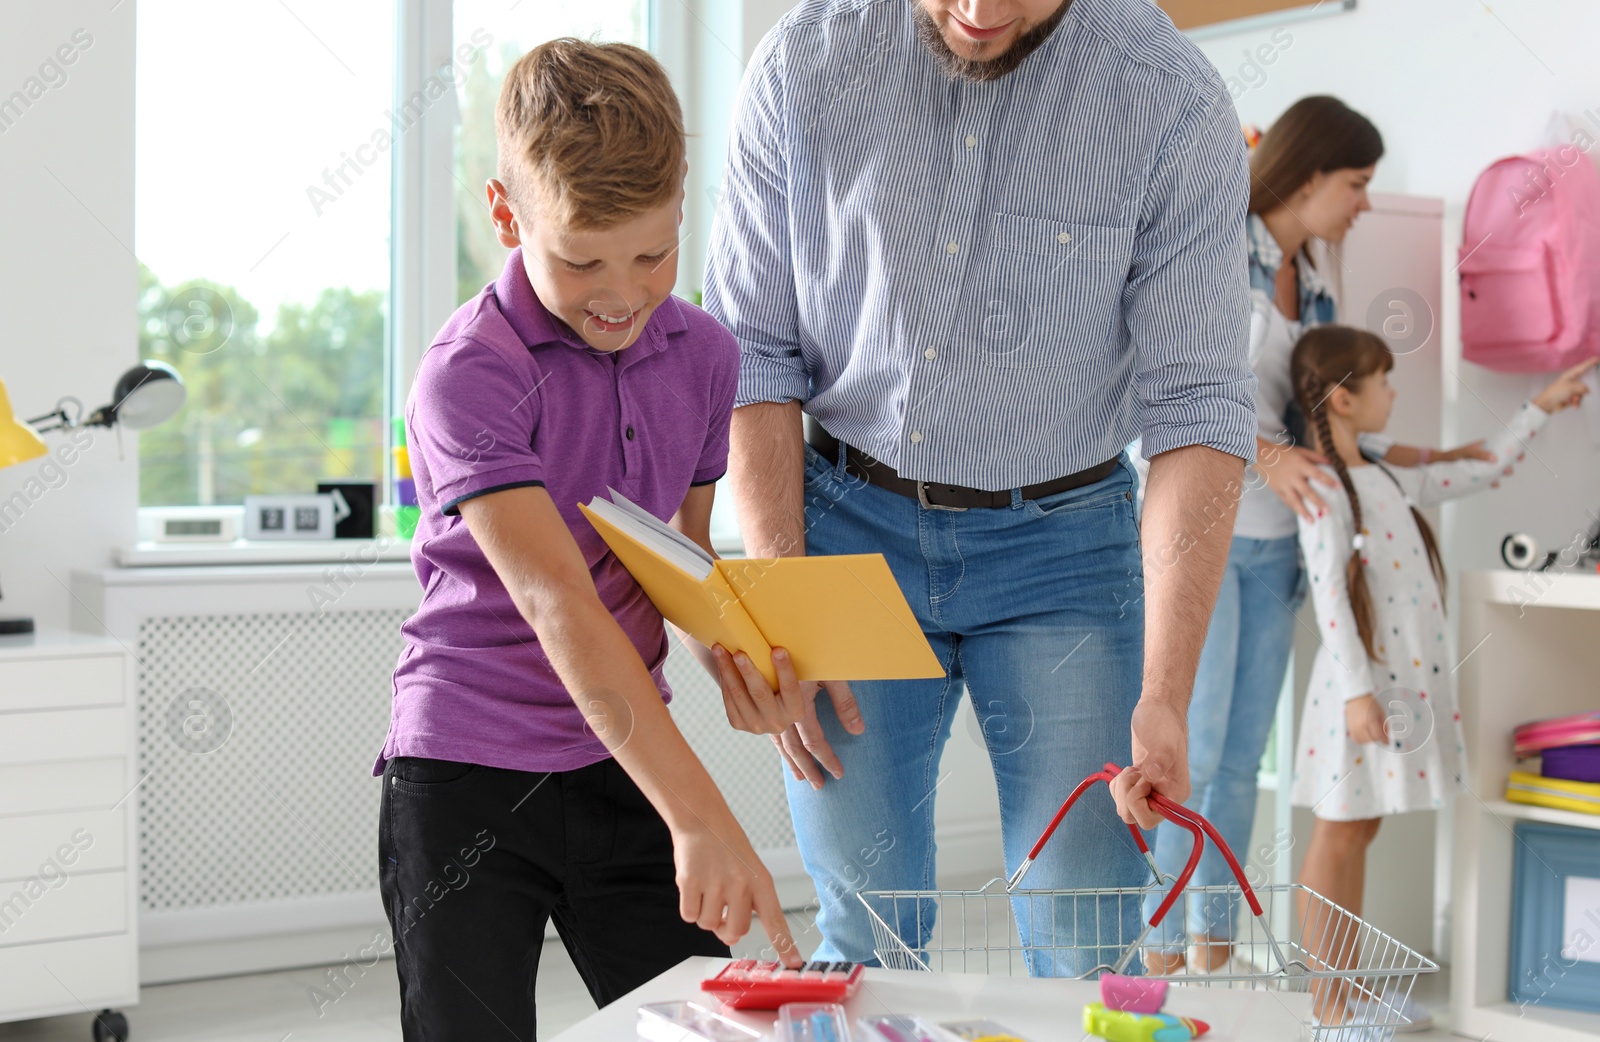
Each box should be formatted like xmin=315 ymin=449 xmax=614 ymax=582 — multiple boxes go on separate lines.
xmin=1006 ymin=763 xmax=1263 ymax=927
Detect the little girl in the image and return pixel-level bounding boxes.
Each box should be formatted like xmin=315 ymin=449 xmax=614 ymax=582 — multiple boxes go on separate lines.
xmin=1288 ymin=324 xmax=1594 ymax=1034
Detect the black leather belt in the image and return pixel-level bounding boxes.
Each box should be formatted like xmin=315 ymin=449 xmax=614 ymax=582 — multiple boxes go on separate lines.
xmin=805 ymin=417 xmax=1119 ymax=511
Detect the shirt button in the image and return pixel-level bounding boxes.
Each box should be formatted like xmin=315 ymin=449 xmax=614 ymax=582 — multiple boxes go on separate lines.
xmin=625 ymin=426 xmax=635 ymax=440
xmin=909 ymin=430 xmax=923 ymax=444
xmin=1057 ymin=231 xmax=1072 ymax=244
xmin=964 ymin=134 xmax=977 ymax=148
xmin=923 ymin=347 xmax=937 ymax=360
xmin=945 ymin=241 xmax=959 ymax=255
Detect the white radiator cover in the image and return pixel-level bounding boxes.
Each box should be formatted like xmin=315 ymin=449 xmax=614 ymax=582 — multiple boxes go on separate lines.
xmin=133 ymin=607 xmax=406 ymax=924
xmin=71 ymin=559 xmax=1002 ymax=982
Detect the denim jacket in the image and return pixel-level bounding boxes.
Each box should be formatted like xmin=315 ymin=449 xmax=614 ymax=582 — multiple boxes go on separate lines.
xmin=1248 ymin=213 xmax=1339 ymax=451
xmin=1246 ymin=212 xmax=1338 ymax=329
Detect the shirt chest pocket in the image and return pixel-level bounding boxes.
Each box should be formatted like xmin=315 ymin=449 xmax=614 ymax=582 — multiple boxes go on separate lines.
xmin=971 ymin=213 xmax=1136 ymax=370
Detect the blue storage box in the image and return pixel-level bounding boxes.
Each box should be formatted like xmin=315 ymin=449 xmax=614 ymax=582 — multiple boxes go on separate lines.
xmin=1509 ymin=821 xmax=1600 ymax=1013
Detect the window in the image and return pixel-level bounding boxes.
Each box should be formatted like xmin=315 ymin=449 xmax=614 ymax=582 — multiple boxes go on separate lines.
xmin=135 ymin=2 xmax=396 ymax=507
xmin=132 ymin=1 xmax=742 ymax=549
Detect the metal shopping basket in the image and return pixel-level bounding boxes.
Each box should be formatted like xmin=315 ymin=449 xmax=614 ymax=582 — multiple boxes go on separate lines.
xmin=860 ymin=764 xmax=1438 ymax=1040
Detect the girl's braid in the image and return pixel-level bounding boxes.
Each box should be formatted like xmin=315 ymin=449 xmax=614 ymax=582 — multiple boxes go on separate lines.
xmin=1306 ymin=376 xmax=1381 ymax=663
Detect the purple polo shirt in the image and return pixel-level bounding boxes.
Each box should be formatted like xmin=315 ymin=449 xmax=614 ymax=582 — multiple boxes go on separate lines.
xmin=373 ymin=247 xmax=737 ymax=776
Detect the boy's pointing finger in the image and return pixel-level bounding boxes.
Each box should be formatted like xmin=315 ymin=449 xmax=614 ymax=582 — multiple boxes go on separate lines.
xmin=756 ymin=889 xmax=803 ymax=967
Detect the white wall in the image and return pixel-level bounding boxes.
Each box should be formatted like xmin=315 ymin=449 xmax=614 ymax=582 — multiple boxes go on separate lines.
xmin=0 ymin=3 xmax=137 ymax=634
xmin=1192 ymin=0 xmax=1600 ymax=572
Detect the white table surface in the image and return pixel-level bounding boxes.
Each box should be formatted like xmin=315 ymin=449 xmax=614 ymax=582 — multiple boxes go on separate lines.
xmin=550 ymin=957 xmax=1314 ymax=1042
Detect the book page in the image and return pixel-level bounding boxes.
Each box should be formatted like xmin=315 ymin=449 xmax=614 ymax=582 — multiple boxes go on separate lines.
xmin=583 ymin=488 xmax=713 ymax=579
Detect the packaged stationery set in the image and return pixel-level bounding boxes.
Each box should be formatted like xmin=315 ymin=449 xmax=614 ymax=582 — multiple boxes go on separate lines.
xmin=653 ymin=963 xmax=1214 ymax=1040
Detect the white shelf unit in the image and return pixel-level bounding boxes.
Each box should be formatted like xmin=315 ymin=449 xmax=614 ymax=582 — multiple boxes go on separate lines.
xmin=1483 ymin=799 xmax=1600 ymax=834
xmin=0 ymin=630 xmax=137 ymax=1026
xmin=1452 ymin=569 xmax=1600 ymax=1041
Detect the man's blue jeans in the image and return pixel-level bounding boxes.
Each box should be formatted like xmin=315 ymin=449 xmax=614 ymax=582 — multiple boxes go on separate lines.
xmin=790 ymin=442 xmax=1149 ymax=975
xmin=1142 ymin=533 xmax=1305 ymax=948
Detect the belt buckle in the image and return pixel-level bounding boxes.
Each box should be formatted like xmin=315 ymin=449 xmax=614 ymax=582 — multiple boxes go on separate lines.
xmin=917 ymin=481 xmax=968 ymax=512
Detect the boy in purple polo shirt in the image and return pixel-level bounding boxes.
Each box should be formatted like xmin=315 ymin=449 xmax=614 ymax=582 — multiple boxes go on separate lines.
xmin=374 ymin=39 xmax=811 ymax=1039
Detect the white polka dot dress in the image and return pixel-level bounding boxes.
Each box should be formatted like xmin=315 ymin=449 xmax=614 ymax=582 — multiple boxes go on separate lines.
xmin=1291 ymin=402 xmax=1551 ymax=821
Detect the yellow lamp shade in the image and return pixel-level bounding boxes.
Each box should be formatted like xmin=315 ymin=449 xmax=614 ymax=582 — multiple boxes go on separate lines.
xmin=0 ymin=379 xmax=48 ymax=470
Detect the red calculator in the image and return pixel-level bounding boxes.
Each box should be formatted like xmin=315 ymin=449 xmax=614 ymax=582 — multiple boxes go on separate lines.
xmin=701 ymin=959 xmax=865 ymax=1010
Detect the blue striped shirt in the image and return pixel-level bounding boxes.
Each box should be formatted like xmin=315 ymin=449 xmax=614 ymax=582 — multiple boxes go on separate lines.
xmin=703 ymin=0 xmax=1258 ymax=489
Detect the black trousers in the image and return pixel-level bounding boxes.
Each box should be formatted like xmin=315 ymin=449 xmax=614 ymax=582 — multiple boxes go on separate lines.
xmin=378 ymin=755 xmax=730 ymax=1040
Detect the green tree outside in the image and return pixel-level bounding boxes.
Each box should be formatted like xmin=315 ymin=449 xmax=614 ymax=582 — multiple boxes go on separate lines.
xmin=138 ymin=264 xmax=386 ymax=507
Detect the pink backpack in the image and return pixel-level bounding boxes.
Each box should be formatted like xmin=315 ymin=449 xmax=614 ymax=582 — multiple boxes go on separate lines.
xmin=1458 ymin=147 xmax=1600 ymax=372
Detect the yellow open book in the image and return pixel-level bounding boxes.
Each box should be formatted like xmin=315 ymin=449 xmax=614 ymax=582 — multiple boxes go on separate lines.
xmin=579 ymin=488 xmax=944 ymax=688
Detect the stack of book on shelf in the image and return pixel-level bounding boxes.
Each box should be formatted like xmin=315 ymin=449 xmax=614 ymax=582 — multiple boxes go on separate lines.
xmin=1507 ymin=710 xmax=1600 ymax=815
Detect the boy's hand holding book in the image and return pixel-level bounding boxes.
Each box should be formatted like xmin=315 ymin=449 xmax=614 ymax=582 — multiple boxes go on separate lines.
xmin=708 ymin=643 xmax=808 ymax=735
xmin=771 ymin=677 xmax=865 ymax=789
xmin=708 ymin=644 xmax=866 ymax=788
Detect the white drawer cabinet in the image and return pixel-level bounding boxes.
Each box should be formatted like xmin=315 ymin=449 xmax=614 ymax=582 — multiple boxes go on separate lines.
xmin=0 ymin=632 xmax=136 ymax=1028
xmin=0 ymin=654 xmax=124 ymax=712
xmin=0 ymin=809 xmax=126 ymax=879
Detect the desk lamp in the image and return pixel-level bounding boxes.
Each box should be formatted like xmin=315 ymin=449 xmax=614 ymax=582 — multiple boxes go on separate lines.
xmin=0 ymin=362 xmax=187 ymax=635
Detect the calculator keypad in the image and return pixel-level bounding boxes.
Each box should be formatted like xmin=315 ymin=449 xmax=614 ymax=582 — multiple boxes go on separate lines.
xmin=701 ymin=959 xmax=865 ymax=1010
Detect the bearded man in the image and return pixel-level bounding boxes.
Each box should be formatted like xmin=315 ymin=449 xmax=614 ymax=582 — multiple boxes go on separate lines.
xmin=704 ymin=0 xmax=1254 ymax=971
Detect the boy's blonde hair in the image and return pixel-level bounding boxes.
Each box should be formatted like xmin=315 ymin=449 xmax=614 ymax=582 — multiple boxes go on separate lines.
xmin=495 ymin=38 xmax=685 ymax=230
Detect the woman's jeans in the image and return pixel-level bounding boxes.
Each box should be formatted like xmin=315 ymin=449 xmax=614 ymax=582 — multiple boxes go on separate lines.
xmin=788 ymin=442 xmax=1148 ymax=976
xmin=1143 ymin=533 xmax=1305 ymax=949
